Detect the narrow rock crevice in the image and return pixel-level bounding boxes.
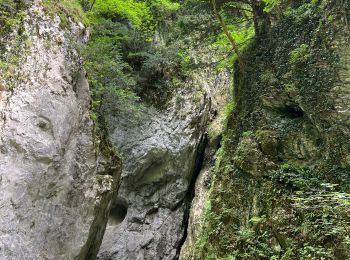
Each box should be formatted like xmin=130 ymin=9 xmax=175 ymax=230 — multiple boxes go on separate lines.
xmin=176 ymin=133 xmax=208 ymax=259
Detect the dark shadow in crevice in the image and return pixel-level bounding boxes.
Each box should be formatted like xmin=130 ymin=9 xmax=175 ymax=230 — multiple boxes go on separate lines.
xmin=175 ymin=133 xmax=208 ymax=259
xmin=277 ymin=103 xmax=304 ymax=118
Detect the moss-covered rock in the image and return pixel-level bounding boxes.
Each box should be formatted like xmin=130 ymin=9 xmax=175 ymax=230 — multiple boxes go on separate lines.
xmin=191 ymin=1 xmax=350 ymax=259
xmin=233 ymin=135 xmax=276 ymax=177
xmin=233 ymin=137 xmax=264 ymax=176
xmin=256 ymin=129 xmax=279 ymax=158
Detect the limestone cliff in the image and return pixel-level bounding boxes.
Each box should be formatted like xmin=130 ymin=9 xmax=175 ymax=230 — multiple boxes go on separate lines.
xmin=1 ymin=1 xmax=348 ymax=259
xmin=98 ymin=56 xmax=230 ymax=259
xmin=0 ymin=1 xmax=121 ymax=259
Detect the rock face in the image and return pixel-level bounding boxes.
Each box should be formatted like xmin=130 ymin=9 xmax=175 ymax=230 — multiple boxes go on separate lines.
xmin=98 ymin=66 xmax=230 ymax=259
xmin=0 ymin=2 xmax=120 ymax=259
xmin=180 ymin=71 xmax=231 ymax=260
xmin=186 ymin=4 xmax=350 ymax=259
xmin=98 ymin=89 xmax=209 ymax=260
xmin=179 ymin=145 xmax=214 ymax=260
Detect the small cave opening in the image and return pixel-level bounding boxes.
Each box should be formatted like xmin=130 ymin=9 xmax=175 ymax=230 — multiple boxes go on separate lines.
xmin=108 ymin=203 xmax=128 ymax=226
xmin=278 ymin=103 xmax=304 ymax=118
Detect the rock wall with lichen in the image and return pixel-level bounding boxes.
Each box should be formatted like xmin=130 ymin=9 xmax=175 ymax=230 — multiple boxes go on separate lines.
xmin=186 ymin=1 xmax=350 ymax=259
xmin=0 ymin=1 xmax=121 ymax=259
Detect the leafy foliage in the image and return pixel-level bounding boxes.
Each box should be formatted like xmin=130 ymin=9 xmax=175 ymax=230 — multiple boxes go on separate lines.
xmin=82 ymin=0 xmax=187 ymax=123
xmin=89 ymin=0 xmax=152 ymax=30
xmin=272 ymin=165 xmax=350 ymax=259
xmin=272 ymin=1 xmax=339 ymax=107
xmin=84 ymin=28 xmax=141 ymax=120
xmin=83 ymin=0 xmax=231 ymax=122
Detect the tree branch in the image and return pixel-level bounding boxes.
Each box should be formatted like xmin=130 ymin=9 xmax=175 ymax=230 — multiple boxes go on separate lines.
xmin=211 ymin=0 xmax=245 ymax=71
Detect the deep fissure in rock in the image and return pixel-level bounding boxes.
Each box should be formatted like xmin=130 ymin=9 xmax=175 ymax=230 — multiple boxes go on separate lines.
xmin=175 ymin=133 xmax=208 ymax=259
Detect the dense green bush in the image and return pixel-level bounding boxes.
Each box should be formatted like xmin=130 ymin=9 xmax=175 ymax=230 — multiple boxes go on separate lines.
xmin=84 ymin=22 xmax=141 ymax=121
xmin=82 ymin=0 xmax=191 ymax=119
xmin=272 ymin=164 xmax=350 ymax=259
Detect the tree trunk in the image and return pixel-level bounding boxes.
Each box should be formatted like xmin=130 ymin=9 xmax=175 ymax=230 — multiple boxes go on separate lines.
xmin=211 ymin=0 xmax=245 ymax=71
xmin=251 ymin=0 xmax=271 ymax=41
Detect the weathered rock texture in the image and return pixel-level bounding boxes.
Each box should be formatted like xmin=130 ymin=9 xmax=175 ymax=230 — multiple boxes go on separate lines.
xmin=180 ymin=70 xmax=230 ymax=260
xmin=0 ymin=2 xmax=120 ymax=259
xmin=98 ymin=91 xmax=208 ymax=260
xmin=98 ymin=65 xmax=230 ymax=259
xmin=179 ymin=146 xmax=213 ymax=260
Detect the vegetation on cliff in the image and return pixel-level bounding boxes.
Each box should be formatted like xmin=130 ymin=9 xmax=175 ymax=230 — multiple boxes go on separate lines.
xmin=2 ymin=0 xmax=350 ymax=258
xmin=0 ymin=0 xmax=29 ymax=89
xmin=80 ymin=0 xmax=350 ymax=258
xmin=193 ymin=0 xmax=350 ymax=259
xmin=83 ymin=0 xmax=186 ymax=121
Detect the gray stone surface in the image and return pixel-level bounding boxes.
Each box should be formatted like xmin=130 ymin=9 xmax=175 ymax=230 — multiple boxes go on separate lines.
xmin=180 ymin=70 xmax=231 ymax=260
xmin=98 ymin=59 xmax=230 ymax=259
xmin=98 ymin=88 xmax=209 ymax=260
xmin=0 ymin=2 xmax=120 ymax=259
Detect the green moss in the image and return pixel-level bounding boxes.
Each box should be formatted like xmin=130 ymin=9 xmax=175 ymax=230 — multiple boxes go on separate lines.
xmin=0 ymin=0 xmax=29 ymax=89
xmin=178 ymin=50 xmax=191 ymax=76
xmin=42 ymin=0 xmax=88 ymax=28
xmin=255 ymin=130 xmax=278 ymax=157
xmin=223 ymin=101 xmax=236 ymax=126
xmin=233 ymin=137 xmax=262 ymax=176
xmin=58 ymin=12 xmax=69 ymax=28
xmin=289 ymin=43 xmax=310 ymax=64
xmin=194 ymin=1 xmax=350 ymax=259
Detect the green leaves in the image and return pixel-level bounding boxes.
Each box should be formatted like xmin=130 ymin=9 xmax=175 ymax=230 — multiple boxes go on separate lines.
xmin=271 ymin=164 xmax=350 ymax=258
xmin=90 ymin=0 xmax=152 ymax=30
xmin=84 ymin=24 xmax=142 ymax=119
xmin=262 ymin=0 xmax=280 ymax=13
xmin=89 ymin=0 xmax=180 ymax=33
xmin=289 ymin=43 xmax=310 ymax=64
xmin=83 ymin=0 xmax=186 ymax=122
xmin=149 ymin=0 xmax=180 ymax=11
xmin=272 ymin=1 xmax=339 ymax=102
xmin=272 ymin=164 xmax=319 ymax=190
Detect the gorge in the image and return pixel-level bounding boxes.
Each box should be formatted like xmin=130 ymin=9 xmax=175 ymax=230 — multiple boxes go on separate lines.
xmin=0 ymin=0 xmax=350 ymax=259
